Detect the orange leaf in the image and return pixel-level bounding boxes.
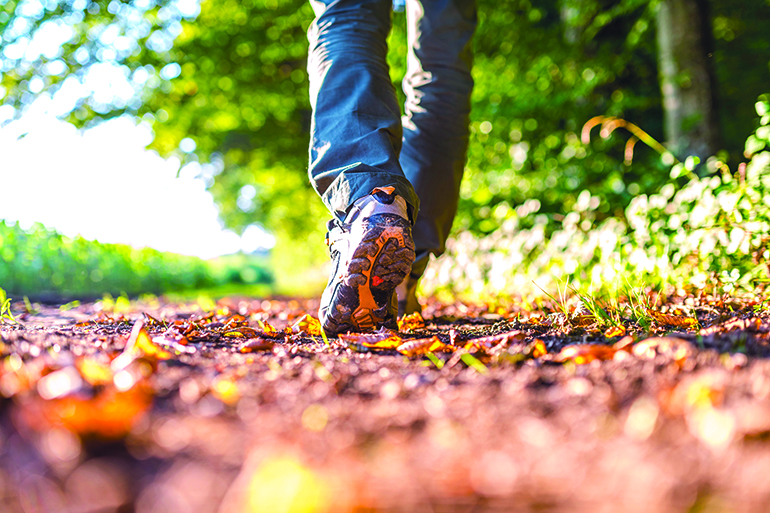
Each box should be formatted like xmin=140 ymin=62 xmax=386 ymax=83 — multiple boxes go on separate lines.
xmin=530 ymin=339 xmax=547 ymax=358
xmin=604 ymin=325 xmax=626 ymax=338
xmin=557 ymin=344 xmax=617 ymax=364
xmin=31 ymin=386 xmax=152 ymax=439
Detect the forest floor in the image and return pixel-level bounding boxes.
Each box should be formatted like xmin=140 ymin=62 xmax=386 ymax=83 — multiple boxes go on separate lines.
xmin=1 ymin=293 xmax=770 ymax=512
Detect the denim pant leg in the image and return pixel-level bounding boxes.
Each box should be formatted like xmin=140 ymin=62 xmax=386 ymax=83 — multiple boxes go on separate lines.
xmin=400 ymin=0 xmax=476 ymax=278
xmin=307 ymin=0 xmax=420 ymax=222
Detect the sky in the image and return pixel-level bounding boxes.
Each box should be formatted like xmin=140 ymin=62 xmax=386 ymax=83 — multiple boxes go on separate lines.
xmin=0 ymin=0 xmax=278 ymax=260
xmin=0 ymin=110 xmax=275 ymax=260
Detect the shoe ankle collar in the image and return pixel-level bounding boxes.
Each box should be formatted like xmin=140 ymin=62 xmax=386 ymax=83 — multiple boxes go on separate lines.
xmin=345 ymin=193 xmax=408 ymax=223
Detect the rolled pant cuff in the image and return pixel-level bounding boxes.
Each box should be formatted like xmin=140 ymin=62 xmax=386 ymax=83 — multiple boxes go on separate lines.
xmin=321 ymin=165 xmax=420 ymax=224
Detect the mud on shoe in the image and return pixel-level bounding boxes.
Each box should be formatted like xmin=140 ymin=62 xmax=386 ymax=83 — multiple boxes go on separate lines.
xmin=319 ymin=188 xmax=416 ymax=335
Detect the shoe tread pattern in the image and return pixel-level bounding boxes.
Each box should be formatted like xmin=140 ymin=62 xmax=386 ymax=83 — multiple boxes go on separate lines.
xmin=321 ymin=214 xmax=414 ymax=335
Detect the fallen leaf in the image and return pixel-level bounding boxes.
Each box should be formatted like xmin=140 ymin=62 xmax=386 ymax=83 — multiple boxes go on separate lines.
xmin=76 ymin=358 xmax=113 ymax=386
xmin=21 ymin=382 xmax=152 ymax=439
xmin=699 ymin=317 xmax=763 ymax=336
xmin=340 ymin=329 xmax=402 ymax=349
xmin=462 ymin=331 xmax=525 ymax=352
xmin=604 ymin=325 xmax=626 ymax=338
xmin=647 ymin=309 xmax=698 ymax=329
xmin=224 ymin=327 xmax=260 ymax=338
xmin=530 ymin=339 xmax=548 ymax=358
xmin=398 ymin=312 xmax=426 ymax=331
xmin=291 ymin=314 xmax=323 ymax=336
xmin=257 ymin=320 xmax=279 ymax=335
xmin=572 ymin=315 xmax=596 ymax=327
xmin=557 ymin=344 xmax=617 ymax=364
xmin=133 ymin=326 xmax=173 ymax=360
xmin=397 ymin=336 xmax=449 ymax=357
xmin=239 ymin=337 xmax=276 ymax=353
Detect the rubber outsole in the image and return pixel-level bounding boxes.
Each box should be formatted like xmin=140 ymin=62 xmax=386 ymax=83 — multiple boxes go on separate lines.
xmin=321 ymin=214 xmax=415 ymax=335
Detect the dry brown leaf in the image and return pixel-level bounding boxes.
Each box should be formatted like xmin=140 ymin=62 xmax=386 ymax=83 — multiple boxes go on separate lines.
xmin=339 ymin=329 xmax=401 ymax=349
xmin=462 ymin=331 xmax=525 ymax=352
xmin=647 ymin=309 xmax=698 ymax=329
xmin=398 ymin=312 xmax=426 ymax=331
xmin=224 ymin=327 xmax=260 ymax=338
xmin=572 ymin=315 xmax=596 ymax=327
xmin=699 ymin=317 xmax=763 ymax=336
xmin=239 ymin=337 xmax=276 ymax=353
xmin=397 ymin=336 xmax=449 ymax=357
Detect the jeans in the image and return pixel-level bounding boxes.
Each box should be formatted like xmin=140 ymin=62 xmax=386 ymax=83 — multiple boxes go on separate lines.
xmin=307 ymin=0 xmax=476 ymax=279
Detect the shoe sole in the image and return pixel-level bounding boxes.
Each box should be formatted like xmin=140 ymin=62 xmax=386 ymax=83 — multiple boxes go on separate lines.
xmin=323 ymin=214 xmax=415 ymax=334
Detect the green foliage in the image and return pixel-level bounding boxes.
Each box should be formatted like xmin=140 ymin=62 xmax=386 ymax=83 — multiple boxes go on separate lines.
xmin=2 ymin=0 xmax=769 ymax=287
xmin=0 ymin=287 xmax=16 ymax=323
xmin=3 ymin=0 xmax=769 ymax=246
xmin=0 ymin=220 xmax=273 ymax=299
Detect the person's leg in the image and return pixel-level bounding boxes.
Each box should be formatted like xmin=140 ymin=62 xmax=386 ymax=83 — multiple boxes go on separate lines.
xmin=307 ymin=0 xmax=420 ymax=221
xmin=308 ymin=0 xmax=417 ymax=334
xmin=398 ymin=0 xmax=476 ymax=313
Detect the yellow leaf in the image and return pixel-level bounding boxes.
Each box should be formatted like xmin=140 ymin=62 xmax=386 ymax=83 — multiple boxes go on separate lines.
xmin=133 ymin=327 xmax=173 ymax=360
xmin=291 ymin=314 xmax=323 ymax=336
xmin=398 ymin=312 xmax=425 ymax=331
xmin=257 ymin=320 xmax=279 ymax=335
xmin=76 ymin=358 xmax=113 ymax=386
xmin=211 ymin=376 xmax=240 ymax=405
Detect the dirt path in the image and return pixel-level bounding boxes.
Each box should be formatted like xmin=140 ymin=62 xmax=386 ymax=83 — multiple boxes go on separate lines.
xmin=1 ymin=295 xmax=770 ymax=512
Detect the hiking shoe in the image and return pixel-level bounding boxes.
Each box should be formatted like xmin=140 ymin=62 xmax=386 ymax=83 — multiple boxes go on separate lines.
xmin=319 ymin=188 xmax=416 ymax=335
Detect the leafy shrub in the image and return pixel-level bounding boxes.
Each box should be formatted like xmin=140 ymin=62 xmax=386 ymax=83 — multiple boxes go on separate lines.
xmin=0 ymin=222 xmax=273 ymax=299
xmin=422 ymin=96 xmax=770 ymax=298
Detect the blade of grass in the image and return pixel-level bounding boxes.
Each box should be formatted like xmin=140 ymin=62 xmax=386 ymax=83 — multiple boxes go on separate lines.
xmin=461 ymin=353 xmax=489 ymax=375
xmin=425 ymin=352 xmax=444 ymax=370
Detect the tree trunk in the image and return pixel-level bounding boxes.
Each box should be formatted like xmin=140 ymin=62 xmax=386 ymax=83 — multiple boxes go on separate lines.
xmin=656 ymin=0 xmax=721 ymax=159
